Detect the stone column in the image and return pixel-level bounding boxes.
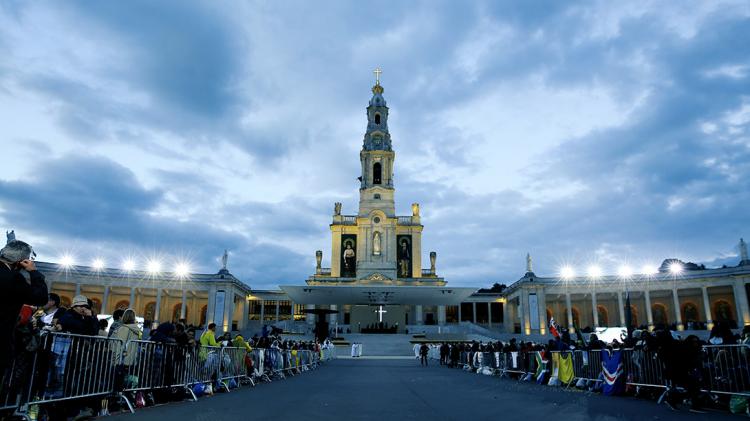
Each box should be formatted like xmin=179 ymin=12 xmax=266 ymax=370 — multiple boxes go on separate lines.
xmin=291 ymin=301 xmax=296 ymax=320
xmin=129 ymin=288 xmax=135 ymax=310
xmin=438 ymin=305 xmax=446 ymax=325
xmin=591 ymin=292 xmax=599 ymax=328
xmin=259 ymin=301 xmax=265 ymax=324
xmin=154 ymin=288 xmax=162 ymax=324
xmin=472 ymin=302 xmax=477 ymax=324
xmin=617 ymin=292 xmax=625 ymax=326
xmin=305 ymin=304 xmax=314 ymax=326
xmin=225 ymin=290 xmax=235 ymax=331
xmin=240 ymin=296 xmax=248 ymax=330
xmin=644 ymin=290 xmax=654 ymax=331
xmin=521 ymin=289 xmax=530 ymax=334
xmin=102 ymin=286 xmax=110 ymax=315
xmin=458 ymin=304 xmax=462 ymax=323
xmin=206 ymin=286 xmax=217 ymax=325
xmin=733 ymin=282 xmax=750 ymax=327
xmin=565 ymin=293 xmax=573 ymax=333
xmin=702 ymin=286 xmax=713 ymax=330
xmin=672 ymin=288 xmax=683 ymax=331
xmin=503 ymin=300 xmax=511 ymax=332
xmin=75 ymin=283 xmax=81 ymax=296
xmin=415 ymin=305 xmax=424 ymax=325
xmin=180 ymin=289 xmax=187 ymax=320
xmin=329 ymin=304 xmax=337 ymax=324
xmin=487 ymin=303 xmax=493 ymax=329
xmin=537 ymin=288 xmax=547 ymax=334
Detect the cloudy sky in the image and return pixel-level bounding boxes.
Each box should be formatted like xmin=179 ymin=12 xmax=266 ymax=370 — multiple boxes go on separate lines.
xmin=1 ymin=1 xmax=749 ymax=289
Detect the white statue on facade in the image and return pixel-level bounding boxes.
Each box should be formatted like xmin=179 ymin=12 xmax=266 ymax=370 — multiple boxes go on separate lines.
xmin=429 ymin=251 xmax=436 ymax=274
xmin=526 ymin=253 xmax=533 ymax=273
xmin=411 ymin=203 xmax=420 ymax=217
xmin=221 ymin=249 xmax=229 ymax=270
xmin=373 ymin=231 xmax=381 ymax=256
xmin=334 ymin=202 xmax=342 ymax=216
xmin=6 ymin=230 xmax=15 ymax=244
xmin=740 ymin=238 xmax=749 ymax=264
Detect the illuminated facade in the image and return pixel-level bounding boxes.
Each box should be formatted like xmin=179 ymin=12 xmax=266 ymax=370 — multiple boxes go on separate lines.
xmin=503 ymin=244 xmax=750 ymax=335
xmin=37 ymin=261 xmax=250 ymax=332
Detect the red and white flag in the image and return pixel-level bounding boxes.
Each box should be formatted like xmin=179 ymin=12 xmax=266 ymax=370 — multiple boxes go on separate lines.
xmin=549 ymin=317 xmax=560 ymax=338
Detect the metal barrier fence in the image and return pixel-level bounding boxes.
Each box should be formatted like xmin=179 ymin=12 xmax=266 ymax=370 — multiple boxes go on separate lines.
xmin=434 ymin=344 xmax=750 ymax=401
xmin=0 ymin=332 xmax=328 ymax=417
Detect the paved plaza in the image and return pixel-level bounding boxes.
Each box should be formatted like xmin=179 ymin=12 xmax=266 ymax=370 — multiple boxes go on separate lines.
xmin=108 ymin=359 xmax=726 ymax=420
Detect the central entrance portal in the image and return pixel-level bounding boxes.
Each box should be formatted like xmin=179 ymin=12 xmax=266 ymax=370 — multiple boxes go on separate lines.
xmin=350 ymin=304 xmax=406 ymax=333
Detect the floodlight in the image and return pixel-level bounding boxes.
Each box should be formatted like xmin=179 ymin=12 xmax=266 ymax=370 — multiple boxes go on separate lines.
xmin=669 ymin=262 xmax=683 ymax=275
xmin=641 ymin=265 xmax=658 ymax=276
xmin=122 ymin=259 xmax=136 ymax=272
xmin=92 ymin=258 xmax=105 ymax=270
xmin=59 ymin=255 xmax=74 ymax=268
xmin=175 ymin=262 xmax=190 ymax=278
xmin=587 ymin=265 xmax=603 ymax=278
xmin=617 ymin=265 xmax=633 ymax=278
xmin=560 ymin=266 xmax=575 ymax=279
xmin=146 ymin=259 xmax=161 ymax=274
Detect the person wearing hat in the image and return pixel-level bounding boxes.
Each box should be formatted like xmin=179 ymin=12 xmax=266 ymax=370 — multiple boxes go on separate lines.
xmin=56 ymin=295 xmax=99 ymax=335
xmin=0 ymin=239 xmax=48 ymax=374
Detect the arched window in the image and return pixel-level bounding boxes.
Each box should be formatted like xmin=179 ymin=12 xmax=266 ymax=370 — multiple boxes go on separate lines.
xmin=90 ymin=297 xmax=102 ymax=314
xmin=374 ymin=113 xmax=381 ymax=124
xmin=713 ymin=300 xmax=734 ymax=323
xmin=597 ymin=305 xmax=609 ymax=327
xmin=625 ymin=305 xmax=638 ymax=327
xmin=114 ymin=300 xmax=130 ymax=311
xmin=374 ymin=194 xmax=381 ymax=200
xmin=373 ymin=162 xmax=382 ymax=184
xmin=144 ymin=301 xmax=156 ymax=322
xmin=682 ymin=302 xmax=699 ymax=322
xmin=200 ymin=305 xmax=208 ymax=327
xmin=172 ymin=303 xmax=188 ymax=322
xmin=652 ymin=303 xmax=669 ymax=326
xmin=571 ymin=307 xmax=581 ymax=328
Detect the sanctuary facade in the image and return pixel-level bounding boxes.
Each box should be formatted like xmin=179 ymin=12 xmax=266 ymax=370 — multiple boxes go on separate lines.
xmin=12 ymin=72 xmax=750 ymax=339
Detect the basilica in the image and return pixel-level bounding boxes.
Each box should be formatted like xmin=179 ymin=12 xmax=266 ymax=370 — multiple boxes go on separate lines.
xmin=25 ymin=72 xmax=750 ymax=340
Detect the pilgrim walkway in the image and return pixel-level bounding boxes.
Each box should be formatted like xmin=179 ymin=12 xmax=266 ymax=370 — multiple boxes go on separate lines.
xmin=108 ymin=358 xmax=725 ymax=421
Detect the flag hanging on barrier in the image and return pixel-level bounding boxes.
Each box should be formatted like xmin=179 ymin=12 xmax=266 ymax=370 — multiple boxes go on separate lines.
xmin=535 ymin=351 xmax=548 ymax=384
xmin=601 ymin=349 xmax=624 ymax=396
xmin=558 ymin=352 xmax=575 ymax=384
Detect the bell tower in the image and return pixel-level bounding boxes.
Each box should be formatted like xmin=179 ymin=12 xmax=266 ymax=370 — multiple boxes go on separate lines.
xmin=359 ymin=68 xmax=395 ymax=217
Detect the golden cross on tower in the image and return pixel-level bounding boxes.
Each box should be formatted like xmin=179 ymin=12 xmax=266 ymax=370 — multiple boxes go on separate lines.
xmin=373 ymin=67 xmax=382 ymax=85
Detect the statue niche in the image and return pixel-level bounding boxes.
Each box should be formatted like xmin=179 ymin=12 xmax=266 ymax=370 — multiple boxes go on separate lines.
xmin=340 ymin=235 xmax=357 ymax=278
xmin=397 ymin=235 xmax=412 ymax=278
xmin=373 ymin=231 xmax=382 ymax=256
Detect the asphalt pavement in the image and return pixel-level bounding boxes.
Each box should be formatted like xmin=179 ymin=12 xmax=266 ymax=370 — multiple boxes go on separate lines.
xmin=107 ymin=358 xmax=729 ymax=421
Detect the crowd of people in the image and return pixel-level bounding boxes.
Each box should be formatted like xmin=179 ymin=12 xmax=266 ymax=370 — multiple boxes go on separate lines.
xmin=418 ymin=321 xmax=750 ymax=414
xmin=0 ymin=239 xmax=326 ymax=420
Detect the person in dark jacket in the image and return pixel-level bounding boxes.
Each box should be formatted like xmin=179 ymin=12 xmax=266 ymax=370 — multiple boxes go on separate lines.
xmin=0 ymin=239 xmax=48 ymax=374
xmin=419 ymin=343 xmax=429 ymax=366
xmin=56 ymin=295 xmax=99 ymax=335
